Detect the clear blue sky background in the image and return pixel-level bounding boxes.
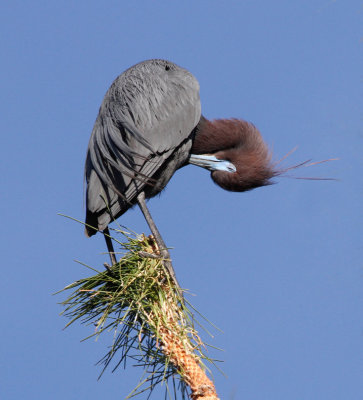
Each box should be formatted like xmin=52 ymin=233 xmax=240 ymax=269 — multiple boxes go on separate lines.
xmin=1 ymin=1 xmax=362 ymax=399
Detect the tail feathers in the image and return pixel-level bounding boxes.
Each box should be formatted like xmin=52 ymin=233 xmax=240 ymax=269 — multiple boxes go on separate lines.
xmin=84 ymin=211 xmax=99 ymax=237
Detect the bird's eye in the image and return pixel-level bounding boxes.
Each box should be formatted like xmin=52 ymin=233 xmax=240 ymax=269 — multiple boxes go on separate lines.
xmin=165 ymin=65 xmax=170 ymax=71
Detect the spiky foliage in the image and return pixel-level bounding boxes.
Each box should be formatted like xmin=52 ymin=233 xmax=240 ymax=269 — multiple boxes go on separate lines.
xmin=58 ymin=231 xmax=220 ymax=399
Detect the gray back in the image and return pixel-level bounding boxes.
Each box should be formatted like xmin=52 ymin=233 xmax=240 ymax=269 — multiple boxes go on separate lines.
xmin=85 ymin=59 xmax=201 ymax=235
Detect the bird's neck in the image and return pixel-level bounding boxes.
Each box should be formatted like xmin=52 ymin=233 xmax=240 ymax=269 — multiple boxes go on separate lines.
xmin=192 ymin=116 xmax=276 ymax=192
xmin=191 ymin=116 xmax=262 ymax=154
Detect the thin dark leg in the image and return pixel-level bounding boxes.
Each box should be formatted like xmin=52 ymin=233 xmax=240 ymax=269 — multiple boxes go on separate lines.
xmin=137 ymin=192 xmax=181 ymax=291
xmin=103 ymin=226 xmax=117 ymax=266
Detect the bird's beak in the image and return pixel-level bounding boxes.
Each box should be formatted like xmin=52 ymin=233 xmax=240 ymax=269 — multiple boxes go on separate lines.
xmin=188 ymin=154 xmax=236 ymax=173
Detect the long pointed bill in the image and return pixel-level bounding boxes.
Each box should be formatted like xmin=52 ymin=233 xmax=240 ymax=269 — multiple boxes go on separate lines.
xmin=188 ymin=154 xmax=236 ymax=173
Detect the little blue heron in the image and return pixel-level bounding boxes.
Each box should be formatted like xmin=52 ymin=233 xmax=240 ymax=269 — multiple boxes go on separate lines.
xmin=85 ymin=59 xmax=278 ymax=285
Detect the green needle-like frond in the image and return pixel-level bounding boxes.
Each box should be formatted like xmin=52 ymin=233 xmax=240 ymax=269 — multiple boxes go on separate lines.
xmin=58 ymin=231 xmax=219 ymax=399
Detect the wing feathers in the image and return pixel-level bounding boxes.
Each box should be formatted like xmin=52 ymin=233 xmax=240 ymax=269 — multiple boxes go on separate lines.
xmin=85 ymin=60 xmax=201 ymax=235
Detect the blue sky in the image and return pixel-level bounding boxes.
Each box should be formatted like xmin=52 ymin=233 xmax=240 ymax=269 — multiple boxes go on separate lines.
xmin=1 ymin=1 xmax=362 ymax=399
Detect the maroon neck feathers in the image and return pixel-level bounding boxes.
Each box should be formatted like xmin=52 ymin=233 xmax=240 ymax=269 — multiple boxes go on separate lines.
xmin=192 ymin=117 xmax=277 ymax=192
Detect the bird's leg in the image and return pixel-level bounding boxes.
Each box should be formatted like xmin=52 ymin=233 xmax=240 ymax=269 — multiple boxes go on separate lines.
xmin=137 ymin=192 xmax=181 ymax=291
xmin=103 ymin=226 xmax=117 ymax=266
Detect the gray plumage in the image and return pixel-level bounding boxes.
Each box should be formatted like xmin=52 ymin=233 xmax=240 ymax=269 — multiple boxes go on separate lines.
xmin=85 ymin=59 xmax=201 ymax=236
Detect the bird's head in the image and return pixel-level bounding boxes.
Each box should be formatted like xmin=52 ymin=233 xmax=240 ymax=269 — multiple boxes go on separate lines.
xmin=190 ymin=118 xmax=278 ymax=192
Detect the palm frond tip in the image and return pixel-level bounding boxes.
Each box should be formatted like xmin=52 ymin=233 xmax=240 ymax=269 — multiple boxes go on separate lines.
xmin=58 ymin=232 xmax=219 ymax=398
